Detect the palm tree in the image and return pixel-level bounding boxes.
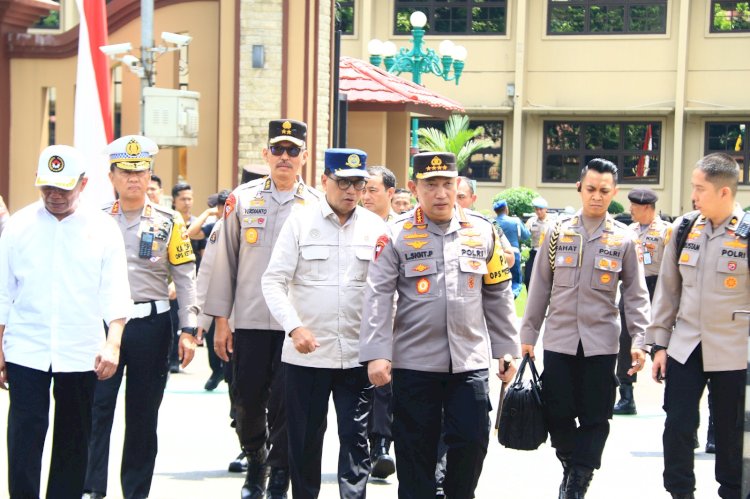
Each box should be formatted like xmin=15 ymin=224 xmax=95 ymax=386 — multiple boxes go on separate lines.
xmin=417 ymin=114 xmax=494 ymax=172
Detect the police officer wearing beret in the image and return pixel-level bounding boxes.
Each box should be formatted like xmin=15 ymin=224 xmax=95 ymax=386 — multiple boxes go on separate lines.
xmin=204 ymin=119 xmax=321 ymax=498
xmin=84 ymin=135 xmax=199 ymax=499
xmin=612 ymin=188 xmax=670 ymax=415
xmin=360 ymin=152 xmax=520 ymax=499
xmin=263 ymin=149 xmax=387 ymax=498
xmin=521 ymin=158 xmax=651 ymax=498
xmin=648 ymin=153 xmax=749 ymax=499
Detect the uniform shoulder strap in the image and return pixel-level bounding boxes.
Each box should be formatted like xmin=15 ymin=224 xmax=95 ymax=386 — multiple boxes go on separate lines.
xmin=674 ymin=212 xmax=700 ymax=257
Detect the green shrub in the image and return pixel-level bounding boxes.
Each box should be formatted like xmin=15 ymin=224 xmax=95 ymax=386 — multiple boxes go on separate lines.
xmin=608 ymin=200 xmax=624 ymax=214
xmin=492 ymin=187 xmax=539 ymax=218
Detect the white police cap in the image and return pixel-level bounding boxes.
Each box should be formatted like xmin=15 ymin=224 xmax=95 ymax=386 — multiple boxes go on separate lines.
xmin=35 ymin=145 xmax=87 ymax=190
xmin=107 ymin=135 xmax=159 ymax=171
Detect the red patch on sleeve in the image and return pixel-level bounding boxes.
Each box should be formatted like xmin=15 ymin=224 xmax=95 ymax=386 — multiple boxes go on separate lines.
xmin=224 ymin=193 xmax=236 ymax=218
xmin=374 ymin=234 xmax=390 ymax=261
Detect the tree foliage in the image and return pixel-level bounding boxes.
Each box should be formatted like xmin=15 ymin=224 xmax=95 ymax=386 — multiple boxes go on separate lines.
xmin=492 ymin=187 xmax=539 ymax=218
xmin=417 ymin=115 xmax=493 ymax=172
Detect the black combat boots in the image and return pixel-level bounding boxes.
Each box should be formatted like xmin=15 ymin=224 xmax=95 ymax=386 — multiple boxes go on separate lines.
xmin=266 ymin=467 xmax=290 ymax=499
xmin=613 ymin=384 xmax=637 ymax=415
xmin=563 ymin=465 xmax=594 ymax=498
xmin=557 ymin=456 xmax=571 ymax=499
xmin=241 ymin=446 xmax=269 ymax=499
xmin=370 ymin=437 xmax=396 ymax=479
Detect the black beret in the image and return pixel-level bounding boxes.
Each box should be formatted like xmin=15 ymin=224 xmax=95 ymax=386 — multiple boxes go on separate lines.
xmin=628 ymin=188 xmax=658 ymax=205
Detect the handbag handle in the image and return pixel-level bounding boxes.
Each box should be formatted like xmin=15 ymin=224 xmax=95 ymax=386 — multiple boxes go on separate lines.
xmin=511 ymin=353 xmax=541 ymax=388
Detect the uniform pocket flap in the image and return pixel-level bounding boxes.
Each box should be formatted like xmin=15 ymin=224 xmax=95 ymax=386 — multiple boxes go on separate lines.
xmin=717 ymin=255 xmax=747 ymax=274
xmin=355 ymin=246 xmax=373 ymax=261
xmin=300 ymin=245 xmax=330 ymax=260
xmin=404 ymin=258 xmax=437 ymax=277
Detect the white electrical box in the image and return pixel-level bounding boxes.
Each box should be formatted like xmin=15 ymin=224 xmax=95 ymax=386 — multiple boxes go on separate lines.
xmin=143 ymin=87 xmax=200 ymax=147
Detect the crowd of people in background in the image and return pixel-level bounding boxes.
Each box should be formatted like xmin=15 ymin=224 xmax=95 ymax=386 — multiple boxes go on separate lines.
xmin=0 ymin=118 xmax=746 ymax=499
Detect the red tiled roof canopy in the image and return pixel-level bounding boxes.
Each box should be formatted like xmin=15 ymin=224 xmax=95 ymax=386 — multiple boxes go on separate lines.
xmin=339 ymin=56 xmax=464 ymax=119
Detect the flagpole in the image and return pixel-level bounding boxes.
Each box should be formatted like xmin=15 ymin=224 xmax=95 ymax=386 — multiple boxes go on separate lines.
xmin=140 ymin=0 xmax=154 ymax=135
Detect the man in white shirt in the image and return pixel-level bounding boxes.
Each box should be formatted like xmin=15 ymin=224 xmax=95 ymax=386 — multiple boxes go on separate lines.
xmin=0 ymin=145 xmax=131 ymax=499
xmin=263 ymin=148 xmax=387 ymax=498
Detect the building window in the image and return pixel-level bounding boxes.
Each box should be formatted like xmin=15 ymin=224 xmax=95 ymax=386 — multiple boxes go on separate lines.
xmin=419 ymin=119 xmax=504 ymax=182
xmin=547 ymin=0 xmax=667 ymax=35
xmin=705 ymin=122 xmax=749 ymax=183
xmin=710 ymin=1 xmax=750 ymax=32
xmin=394 ymin=1 xmax=506 ymax=35
xmin=543 ymin=121 xmax=661 ymax=184
xmin=32 ymin=1 xmax=60 ymax=30
xmin=336 ymin=1 xmax=355 ymax=35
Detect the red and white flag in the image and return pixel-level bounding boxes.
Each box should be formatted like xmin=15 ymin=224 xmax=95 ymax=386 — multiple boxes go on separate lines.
xmin=75 ymin=0 xmax=114 ymax=207
xmin=635 ymin=124 xmax=652 ymax=177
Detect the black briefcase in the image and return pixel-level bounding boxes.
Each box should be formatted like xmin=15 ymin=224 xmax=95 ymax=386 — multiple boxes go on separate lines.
xmin=497 ymin=353 xmax=548 ymax=450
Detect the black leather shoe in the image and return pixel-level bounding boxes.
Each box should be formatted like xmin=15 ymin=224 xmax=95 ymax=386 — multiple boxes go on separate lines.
xmin=670 ymin=492 xmax=695 ymax=499
xmin=370 ymin=437 xmax=396 ymax=479
xmin=705 ymin=441 xmax=716 ymax=454
xmin=564 ymin=465 xmax=593 ymax=498
xmin=82 ymin=493 xmax=105 ymax=499
xmin=241 ymin=447 xmax=269 ymax=499
xmin=266 ymin=467 xmax=290 ymax=499
xmin=613 ymin=385 xmax=637 ymax=415
xmin=229 ymin=451 xmax=247 ymax=473
xmin=169 ymin=361 xmax=180 ymax=374
xmin=557 ymin=456 xmax=571 ymax=499
xmin=204 ymin=370 xmax=223 ymax=391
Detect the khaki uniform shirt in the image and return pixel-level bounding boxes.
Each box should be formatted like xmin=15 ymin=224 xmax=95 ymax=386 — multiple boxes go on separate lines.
xmin=203 ymin=176 xmax=321 ymax=330
xmin=196 ymin=219 xmax=223 ymax=332
xmin=105 ymin=200 xmax=198 ymax=328
xmin=630 ymin=216 xmax=670 ymax=278
xmin=648 ymin=208 xmax=750 ymax=371
xmin=521 ymin=211 xmax=650 ymax=355
xmin=526 ymin=214 xmax=555 ymax=250
xmin=262 ymin=200 xmax=388 ymax=369
xmin=359 ymin=206 xmax=520 ymax=373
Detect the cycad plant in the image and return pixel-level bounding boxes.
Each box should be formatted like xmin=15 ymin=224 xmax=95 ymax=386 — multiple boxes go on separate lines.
xmin=417 ymin=114 xmax=494 ymax=172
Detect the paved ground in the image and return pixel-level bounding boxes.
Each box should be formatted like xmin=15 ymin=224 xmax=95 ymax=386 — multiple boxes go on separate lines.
xmin=0 ymin=347 xmax=719 ymax=498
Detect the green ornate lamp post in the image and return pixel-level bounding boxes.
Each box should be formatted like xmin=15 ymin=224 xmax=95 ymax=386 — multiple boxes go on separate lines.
xmin=367 ymin=10 xmax=467 ymax=157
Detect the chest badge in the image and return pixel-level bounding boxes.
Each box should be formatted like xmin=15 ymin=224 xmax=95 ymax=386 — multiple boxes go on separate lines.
xmin=245 ymin=228 xmax=259 ymax=244
xmin=406 ymin=240 xmax=429 ymax=249
xmin=412 ymin=263 xmax=429 ymax=273
xmin=725 ymin=276 xmax=738 ymax=289
xmin=416 ymin=277 xmax=431 ymax=294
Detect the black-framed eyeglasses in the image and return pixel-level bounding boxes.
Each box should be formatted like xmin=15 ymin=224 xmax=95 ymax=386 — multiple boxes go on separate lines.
xmin=269 ymin=145 xmax=302 ymax=158
xmin=326 ymin=174 xmax=367 ymax=191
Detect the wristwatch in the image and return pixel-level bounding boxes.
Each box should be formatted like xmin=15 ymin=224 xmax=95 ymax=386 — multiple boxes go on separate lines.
xmin=650 ymin=344 xmax=666 ymax=360
xmin=181 ymin=327 xmax=198 ymax=337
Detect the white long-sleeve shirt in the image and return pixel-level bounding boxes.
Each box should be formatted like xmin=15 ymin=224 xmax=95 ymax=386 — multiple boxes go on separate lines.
xmin=262 ymin=198 xmax=387 ymax=369
xmin=0 ymin=201 xmax=132 ymax=373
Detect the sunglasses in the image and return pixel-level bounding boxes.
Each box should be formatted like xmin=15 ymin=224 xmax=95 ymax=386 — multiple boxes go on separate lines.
xmin=326 ymin=174 xmax=367 ymax=191
xmin=269 ymin=145 xmax=303 ymax=158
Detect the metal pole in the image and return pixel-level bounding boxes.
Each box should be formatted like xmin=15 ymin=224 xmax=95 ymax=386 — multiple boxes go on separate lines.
xmin=140 ymin=0 xmax=154 ymax=135
xmin=409 ymin=26 xmax=424 ymax=155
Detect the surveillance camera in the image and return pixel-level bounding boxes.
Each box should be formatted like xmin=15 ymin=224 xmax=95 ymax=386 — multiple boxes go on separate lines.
xmin=121 ymin=55 xmax=140 ymax=67
xmin=161 ymin=32 xmax=192 ymax=46
xmin=99 ymin=42 xmax=133 ymax=57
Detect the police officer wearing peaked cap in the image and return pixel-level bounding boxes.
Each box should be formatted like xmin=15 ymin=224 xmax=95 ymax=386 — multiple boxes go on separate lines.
xmin=204 ymin=119 xmax=322 ymax=499
xmin=360 ymin=151 xmax=520 ymax=499
xmin=524 ymin=196 xmax=554 ymax=292
xmin=84 ymin=135 xmax=199 ymax=499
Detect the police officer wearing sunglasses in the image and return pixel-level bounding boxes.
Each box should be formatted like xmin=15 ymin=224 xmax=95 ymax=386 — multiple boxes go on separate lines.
xmin=204 ymin=119 xmax=321 ymax=499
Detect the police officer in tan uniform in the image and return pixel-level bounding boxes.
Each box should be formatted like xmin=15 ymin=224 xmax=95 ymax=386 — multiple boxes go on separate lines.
xmin=613 ymin=188 xmax=669 ymax=415
xmin=360 ymin=152 xmax=519 ymax=499
xmin=524 ymin=196 xmax=554 ymax=291
xmin=204 ymin=120 xmax=321 ymax=499
xmin=84 ymin=135 xmax=199 ymax=499
xmin=648 ymin=153 xmax=749 ymax=499
xmin=521 ymin=158 xmax=650 ymax=498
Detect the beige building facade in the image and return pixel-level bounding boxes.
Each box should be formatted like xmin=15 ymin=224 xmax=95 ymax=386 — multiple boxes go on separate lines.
xmin=341 ymin=0 xmax=750 ymax=216
xmin=1 ymin=0 xmax=334 ymax=211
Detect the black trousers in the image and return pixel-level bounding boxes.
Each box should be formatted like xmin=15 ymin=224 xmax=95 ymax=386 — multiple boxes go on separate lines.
xmin=524 ymin=248 xmax=537 ymax=290
xmin=543 ymin=344 xmax=617 ymax=470
xmin=84 ymin=311 xmax=172 ymax=499
xmin=285 ymin=363 xmax=372 ymax=499
xmin=663 ymin=344 xmax=744 ymax=498
xmin=616 ymin=275 xmax=657 ymax=384
xmin=392 ymin=368 xmax=491 ymax=499
xmin=6 ymin=363 xmax=96 ymax=499
xmin=204 ymin=319 xmax=223 ymax=375
xmin=368 ymin=383 xmax=393 ymax=440
xmin=232 ymin=329 xmax=288 ymax=468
